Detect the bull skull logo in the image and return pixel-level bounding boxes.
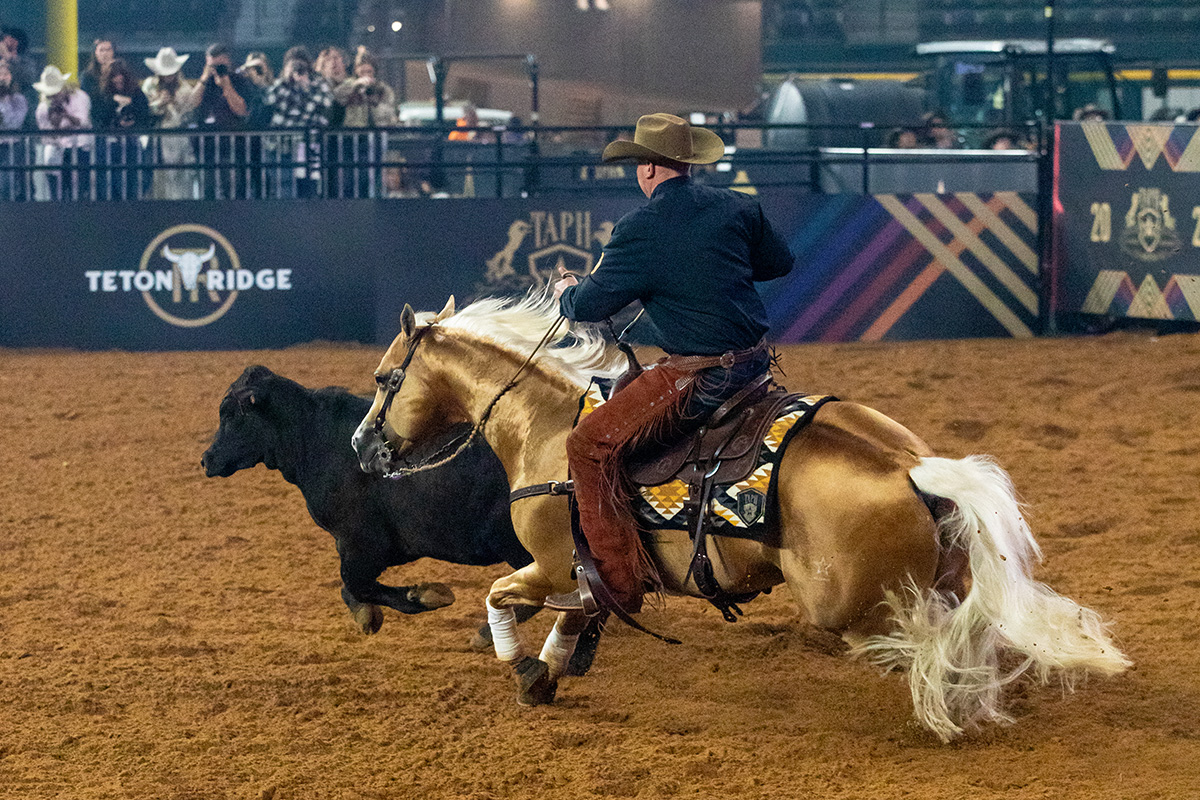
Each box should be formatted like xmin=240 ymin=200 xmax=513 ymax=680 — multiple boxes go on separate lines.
xmin=161 ymin=243 xmax=216 ymax=291
xmin=1121 ymin=187 xmax=1180 ymax=263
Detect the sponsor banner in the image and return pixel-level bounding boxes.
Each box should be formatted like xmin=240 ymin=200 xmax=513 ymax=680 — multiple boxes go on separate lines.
xmin=1054 ymin=121 xmax=1200 ymax=320
xmin=0 ymin=201 xmax=379 ymax=349
xmin=373 ymin=196 xmax=642 ymax=344
xmin=759 ymin=191 xmax=1040 ymax=341
xmin=1 ymin=186 xmax=1040 ymax=350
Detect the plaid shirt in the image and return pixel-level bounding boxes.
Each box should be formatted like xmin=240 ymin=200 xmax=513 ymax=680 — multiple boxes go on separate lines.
xmin=264 ymin=76 xmax=333 ymax=128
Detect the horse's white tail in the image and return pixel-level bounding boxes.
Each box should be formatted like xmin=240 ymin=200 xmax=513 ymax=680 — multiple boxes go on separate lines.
xmin=855 ymin=455 xmax=1131 ymax=742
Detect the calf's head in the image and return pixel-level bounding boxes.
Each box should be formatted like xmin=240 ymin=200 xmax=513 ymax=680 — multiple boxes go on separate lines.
xmin=202 ymin=365 xmax=278 ymax=477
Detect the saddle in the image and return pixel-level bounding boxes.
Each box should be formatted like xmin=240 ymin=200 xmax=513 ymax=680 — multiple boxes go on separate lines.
xmin=626 ymin=374 xmax=796 ymax=489
xmin=511 ymin=373 xmax=834 ymax=625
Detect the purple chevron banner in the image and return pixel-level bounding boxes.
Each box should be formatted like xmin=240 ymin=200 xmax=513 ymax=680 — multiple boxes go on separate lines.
xmin=757 ymin=190 xmax=1040 ymax=342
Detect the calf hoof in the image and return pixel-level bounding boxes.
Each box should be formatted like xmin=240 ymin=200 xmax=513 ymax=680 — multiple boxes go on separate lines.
xmin=469 ymin=621 xmax=494 ymax=652
xmin=513 ymin=656 xmax=558 ymax=706
xmin=409 ymin=582 xmax=455 ymax=610
xmin=352 ymin=603 xmax=384 ymax=635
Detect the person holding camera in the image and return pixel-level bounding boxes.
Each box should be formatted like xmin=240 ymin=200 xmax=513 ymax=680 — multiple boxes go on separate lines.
xmin=180 ymin=43 xmax=259 ymax=198
xmin=143 ymin=47 xmax=196 ymax=199
xmin=330 ymin=46 xmax=395 ymax=197
xmin=263 ymin=46 xmax=333 ymax=198
xmin=0 ymin=58 xmax=28 ymax=200
xmin=33 ymin=65 xmax=92 ymax=200
xmin=93 ymin=58 xmax=151 ymax=199
xmin=334 ymin=47 xmax=396 ymax=128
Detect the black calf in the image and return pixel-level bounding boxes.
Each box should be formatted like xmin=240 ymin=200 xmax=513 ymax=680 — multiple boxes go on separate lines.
xmin=201 ymin=366 xmax=602 ymax=672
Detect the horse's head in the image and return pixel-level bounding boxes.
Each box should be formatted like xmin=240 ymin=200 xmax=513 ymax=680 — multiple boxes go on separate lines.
xmin=352 ymin=296 xmax=461 ymax=476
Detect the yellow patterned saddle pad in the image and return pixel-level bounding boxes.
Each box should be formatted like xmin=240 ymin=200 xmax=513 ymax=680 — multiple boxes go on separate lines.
xmin=577 ymin=381 xmax=831 ymax=535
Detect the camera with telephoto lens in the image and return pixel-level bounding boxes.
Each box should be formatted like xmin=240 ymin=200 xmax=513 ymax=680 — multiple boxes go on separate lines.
xmin=213 ymin=63 xmax=229 ymax=78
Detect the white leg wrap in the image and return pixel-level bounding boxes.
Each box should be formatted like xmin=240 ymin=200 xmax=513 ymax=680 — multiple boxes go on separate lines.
xmin=486 ymin=600 xmax=525 ymax=662
xmin=538 ymin=624 xmax=580 ymax=678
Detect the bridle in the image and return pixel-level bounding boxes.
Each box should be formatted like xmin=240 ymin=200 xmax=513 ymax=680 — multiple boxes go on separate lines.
xmin=369 ymin=324 xmax=428 ymax=440
xmin=367 ymin=314 xmax=568 ymax=479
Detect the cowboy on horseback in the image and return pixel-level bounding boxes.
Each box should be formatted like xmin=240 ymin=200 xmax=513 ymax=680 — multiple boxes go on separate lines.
xmin=548 ymin=113 xmax=795 ymax=615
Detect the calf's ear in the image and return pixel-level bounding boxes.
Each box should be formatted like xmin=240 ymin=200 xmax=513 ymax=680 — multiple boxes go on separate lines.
xmin=401 ymin=304 xmax=416 ymax=337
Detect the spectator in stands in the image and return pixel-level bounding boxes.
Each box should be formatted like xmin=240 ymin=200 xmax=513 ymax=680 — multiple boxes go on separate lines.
xmin=984 ymin=130 xmax=1020 ymax=150
xmin=182 ymin=43 xmax=259 ymax=198
xmin=315 ymin=47 xmax=348 ymax=128
xmin=449 ymin=103 xmax=480 ymax=141
xmin=264 ymin=46 xmax=333 ymax=197
xmin=94 ymin=58 xmax=152 ymax=199
xmin=238 ymin=52 xmax=275 ymax=90
xmin=335 ymin=47 xmax=396 ymax=128
xmin=236 ymin=51 xmax=275 ymax=196
xmin=887 ymin=127 xmax=919 ymax=148
xmin=330 ymin=46 xmax=396 ymax=197
xmin=920 ymin=111 xmax=960 ymax=149
xmin=265 ymin=47 xmax=333 ymax=129
xmin=81 ymin=38 xmax=115 ymax=101
xmin=0 ymin=26 xmax=37 ymax=129
xmin=0 ymin=58 xmax=28 ymax=200
xmin=94 ymin=59 xmax=150 ymax=130
xmin=1073 ymin=104 xmax=1111 ymax=123
xmin=143 ymin=47 xmax=196 ymax=200
xmin=33 ymin=65 xmax=92 ymax=200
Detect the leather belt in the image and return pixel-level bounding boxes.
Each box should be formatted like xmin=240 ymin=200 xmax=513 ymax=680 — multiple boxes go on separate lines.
xmin=657 ymin=340 xmax=767 ymax=372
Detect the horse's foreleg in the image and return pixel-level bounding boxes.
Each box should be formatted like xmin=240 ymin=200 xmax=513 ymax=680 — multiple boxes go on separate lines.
xmin=487 ymin=566 xmax=563 ymax=706
xmin=470 ymin=603 xmax=540 ymax=651
xmin=538 ymin=610 xmax=591 ymax=679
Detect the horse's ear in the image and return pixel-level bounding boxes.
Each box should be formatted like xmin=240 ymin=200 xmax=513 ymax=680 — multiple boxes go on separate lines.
xmin=435 ymin=295 xmax=456 ymax=322
xmin=400 ymin=304 xmax=416 ymax=337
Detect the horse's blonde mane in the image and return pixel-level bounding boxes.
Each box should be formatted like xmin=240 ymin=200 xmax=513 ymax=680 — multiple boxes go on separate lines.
xmin=434 ymin=291 xmax=625 ymax=388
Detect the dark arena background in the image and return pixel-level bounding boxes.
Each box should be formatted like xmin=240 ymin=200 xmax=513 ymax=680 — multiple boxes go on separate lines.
xmin=3 ymin=1 xmax=1200 ymax=798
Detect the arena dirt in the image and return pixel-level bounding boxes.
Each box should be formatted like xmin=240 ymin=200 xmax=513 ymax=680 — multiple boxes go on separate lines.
xmin=2 ymin=331 xmax=1199 ymax=799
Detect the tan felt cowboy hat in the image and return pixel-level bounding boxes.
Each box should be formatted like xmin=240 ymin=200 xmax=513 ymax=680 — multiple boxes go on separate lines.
xmin=601 ymin=113 xmax=725 ymax=164
xmin=32 ymin=65 xmax=70 ymax=95
xmin=145 ymin=47 xmax=189 ymax=76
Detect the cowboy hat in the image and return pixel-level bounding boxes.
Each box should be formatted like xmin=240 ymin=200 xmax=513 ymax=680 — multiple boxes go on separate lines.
xmin=145 ymin=47 xmax=189 ymax=76
xmin=32 ymin=65 xmax=70 ymax=95
xmin=601 ymin=112 xmax=724 ymax=164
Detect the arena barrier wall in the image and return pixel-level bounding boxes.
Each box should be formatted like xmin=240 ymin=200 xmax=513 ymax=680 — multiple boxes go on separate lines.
xmin=1054 ymin=121 xmax=1200 ymax=322
xmin=0 ymin=190 xmax=1039 ymax=350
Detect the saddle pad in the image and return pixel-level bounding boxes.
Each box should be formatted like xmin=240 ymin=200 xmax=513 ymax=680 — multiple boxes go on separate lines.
xmin=576 ymin=380 xmax=832 ymax=536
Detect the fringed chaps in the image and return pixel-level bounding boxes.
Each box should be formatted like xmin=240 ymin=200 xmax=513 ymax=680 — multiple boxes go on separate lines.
xmin=565 ymin=364 xmax=697 ymax=613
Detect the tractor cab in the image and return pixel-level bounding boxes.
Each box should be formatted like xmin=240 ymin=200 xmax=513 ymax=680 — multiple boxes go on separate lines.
xmin=916 ymin=38 xmax=1121 ymax=135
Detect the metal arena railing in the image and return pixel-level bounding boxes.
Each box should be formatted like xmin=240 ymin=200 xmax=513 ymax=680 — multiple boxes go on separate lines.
xmin=0 ymin=122 xmax=1044 ymax=202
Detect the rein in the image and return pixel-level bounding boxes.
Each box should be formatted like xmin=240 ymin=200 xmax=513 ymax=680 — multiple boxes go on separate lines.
xmin=373 ymin=314 xmax=569 ymax=479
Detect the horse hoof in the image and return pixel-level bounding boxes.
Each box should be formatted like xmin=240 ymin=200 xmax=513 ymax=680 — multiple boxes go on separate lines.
xmin=353 ymin=604 xmax=384 ymax=635
xmin=513 ymin=656 xmax=558 ymax=706
xmin=410 ymin=582 xmax=455 ymax=610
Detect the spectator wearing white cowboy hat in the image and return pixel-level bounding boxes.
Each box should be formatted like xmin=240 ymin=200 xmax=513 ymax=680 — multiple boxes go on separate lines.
xmin=142 ymin=47 xmax=198 ymax=199
xmin=32 ymin=65 xmax=93 ymax=200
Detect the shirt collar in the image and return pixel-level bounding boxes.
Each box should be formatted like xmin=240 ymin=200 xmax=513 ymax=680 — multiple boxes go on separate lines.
xmin=650 ymin=174 xmax=690 ymax=200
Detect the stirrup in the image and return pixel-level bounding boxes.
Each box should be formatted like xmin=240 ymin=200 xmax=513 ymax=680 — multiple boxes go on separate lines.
xmin=543 ymin=564 xmax=601 ymax=615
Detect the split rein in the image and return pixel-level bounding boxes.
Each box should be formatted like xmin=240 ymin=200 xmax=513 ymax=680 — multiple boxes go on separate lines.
xmin=369 ymin=315 xmax=569 ymax=479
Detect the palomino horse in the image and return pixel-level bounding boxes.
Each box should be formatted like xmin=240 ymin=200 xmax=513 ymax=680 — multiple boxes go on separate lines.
xmin=352 ymin=293 xmax=1130 ymax=741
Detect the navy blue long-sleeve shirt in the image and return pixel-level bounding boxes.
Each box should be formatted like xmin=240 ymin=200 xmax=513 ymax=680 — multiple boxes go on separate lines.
xmin=559 ymin=176 xmax=794 ymax=356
